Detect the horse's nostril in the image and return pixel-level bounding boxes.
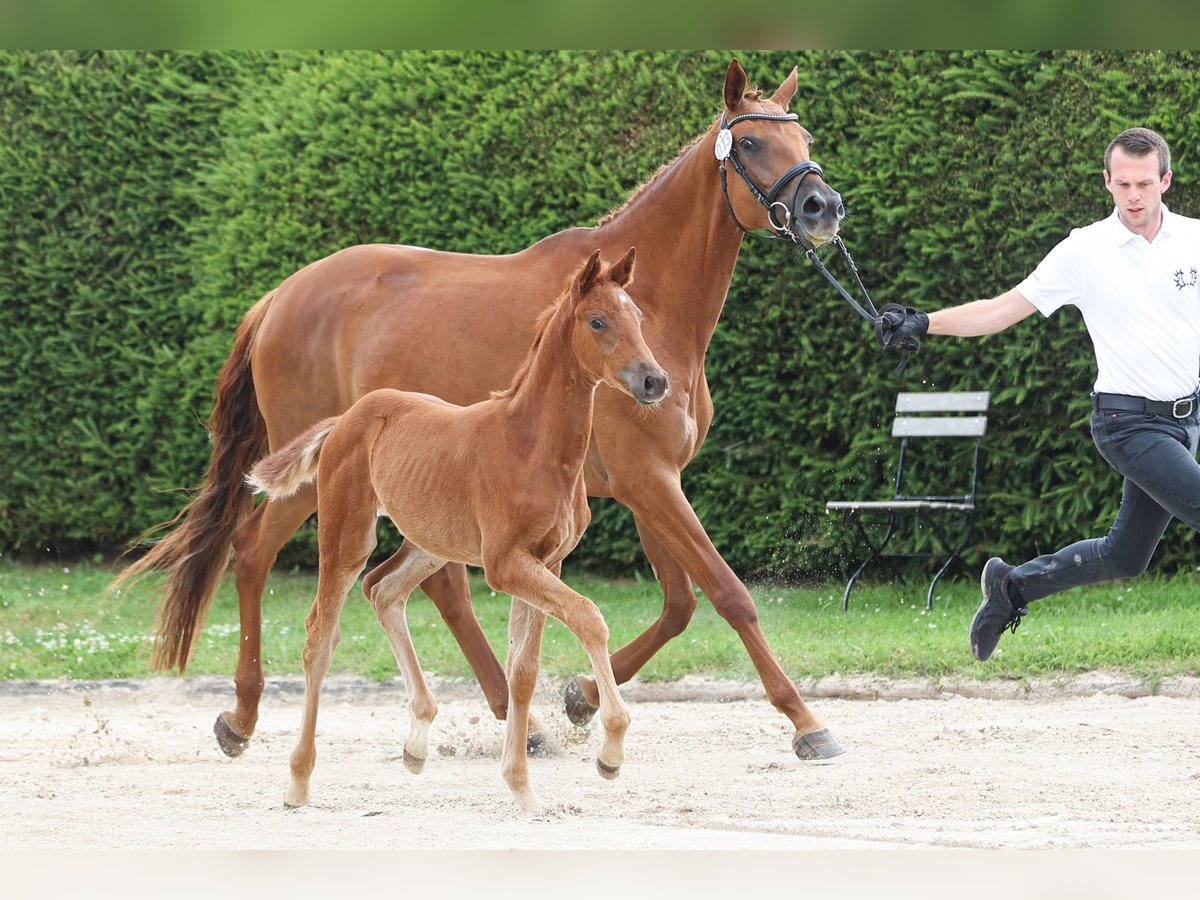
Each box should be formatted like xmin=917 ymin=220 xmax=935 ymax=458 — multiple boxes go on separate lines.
xmin=643 ymin=373 xmax=667 ymax=399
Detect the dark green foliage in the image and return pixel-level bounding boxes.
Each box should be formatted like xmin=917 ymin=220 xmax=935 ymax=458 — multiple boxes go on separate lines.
xmin=4 ymin=51 xmax=1199 ymax=579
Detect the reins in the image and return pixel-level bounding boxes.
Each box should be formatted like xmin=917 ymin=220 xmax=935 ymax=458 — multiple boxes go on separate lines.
xmin=716 ymin=111 xmax=916 ymax=375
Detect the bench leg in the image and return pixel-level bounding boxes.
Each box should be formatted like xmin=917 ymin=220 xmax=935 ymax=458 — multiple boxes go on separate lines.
xmin=841 ymin=512 xmax=899 ymax=611
xmin=841 ymin=555 xmax=876 ymax=611
xmin=926 ymin=554 xmax=960 ymax=609
xmin=924 ymin=510 xmax=976 ymax=608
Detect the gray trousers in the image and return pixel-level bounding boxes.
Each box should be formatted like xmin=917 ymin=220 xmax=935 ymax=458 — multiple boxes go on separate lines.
xmin=1012 ymin=407 xmax=1200 ymax=604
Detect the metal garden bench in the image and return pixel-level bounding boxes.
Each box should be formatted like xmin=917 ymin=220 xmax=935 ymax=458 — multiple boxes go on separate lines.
xmin=825 ymin=390 xmax=989 ymax=610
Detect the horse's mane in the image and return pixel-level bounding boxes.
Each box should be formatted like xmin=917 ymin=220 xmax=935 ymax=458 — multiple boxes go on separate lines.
xmin=595 ymin=122 xmax=714 ymax=227
xmin=489 ymin=272 xmax=615 ymax=402
xmin=595 ymin=89 xmax=766 ymax=228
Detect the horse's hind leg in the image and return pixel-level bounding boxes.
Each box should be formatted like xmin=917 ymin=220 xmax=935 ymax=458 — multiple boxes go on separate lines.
xmin=218 ymin=486 xmax=317 ymax=757
xmin=362 ymin=543 xmax=447 ymax=774
xmin=501 ymin=596 xmax=548 ymax=813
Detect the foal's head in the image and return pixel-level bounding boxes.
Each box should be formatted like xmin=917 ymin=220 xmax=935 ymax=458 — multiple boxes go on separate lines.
xmin=570 ymin=248 xmax=668 ymax=405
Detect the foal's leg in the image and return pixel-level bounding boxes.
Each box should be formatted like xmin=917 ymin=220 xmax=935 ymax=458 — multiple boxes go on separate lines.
xmin=285 ymin=498 xmax=378 ymax=808
xmin=502 ymin=596 xmax=548 ymax=812
xmin=362 ymin=543 xmax=449 ymax=774
xmin=488 ymin=551 xmax=629 ymax=788
xmin=417 ymin=563 xmax=550 ymax=753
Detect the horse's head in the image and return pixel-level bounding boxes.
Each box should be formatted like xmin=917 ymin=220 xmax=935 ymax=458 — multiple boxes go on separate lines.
xmin=569 ymin=247 xmax=669 ymax=406
xmin=717 ymin=59 xmax=844 ymax=247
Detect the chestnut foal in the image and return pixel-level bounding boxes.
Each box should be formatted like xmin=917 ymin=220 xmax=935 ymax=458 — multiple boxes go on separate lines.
xmin=247 ymin=248 xmax=667 ymax=812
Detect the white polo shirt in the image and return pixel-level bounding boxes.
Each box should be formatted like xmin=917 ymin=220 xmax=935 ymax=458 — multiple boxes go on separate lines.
xmin=1017 ymin=205 xmax=1200 ymax=401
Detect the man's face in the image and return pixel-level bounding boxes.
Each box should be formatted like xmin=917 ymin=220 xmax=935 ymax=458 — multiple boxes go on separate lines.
xmin=1105 ymin=146 xmax=1172 ymax=238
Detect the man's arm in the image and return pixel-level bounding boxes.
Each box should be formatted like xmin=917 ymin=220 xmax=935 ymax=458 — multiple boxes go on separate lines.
xmin=926 ymin=288 xmax=1038 ymax=337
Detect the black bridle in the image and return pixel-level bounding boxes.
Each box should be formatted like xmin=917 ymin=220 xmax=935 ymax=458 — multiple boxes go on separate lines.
xmin=717 ymin=110 xmax=914 ymax=372
xmin=717 ymin=110 xmax=827 ymax=243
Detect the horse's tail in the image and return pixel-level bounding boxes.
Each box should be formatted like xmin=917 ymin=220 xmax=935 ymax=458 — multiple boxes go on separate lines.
xmin=113 ymin=291 xmax=278 ymax=672
xmin=245 ymin=417 xmax=340 ymax=500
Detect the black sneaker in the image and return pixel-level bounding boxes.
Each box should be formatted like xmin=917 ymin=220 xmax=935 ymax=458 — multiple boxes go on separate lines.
xmin=970 ymin=557 xmax=1028 ymax=661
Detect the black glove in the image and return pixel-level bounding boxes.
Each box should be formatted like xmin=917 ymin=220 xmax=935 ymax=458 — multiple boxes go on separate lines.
xmin=873 ymin=303 xmax=929 ymax=376
xmin=874 ymin=303 xmax=929 ymax=352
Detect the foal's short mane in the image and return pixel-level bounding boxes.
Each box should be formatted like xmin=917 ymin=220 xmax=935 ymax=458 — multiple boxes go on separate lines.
xmin=489 ymin=272 xmax=615 ymax=402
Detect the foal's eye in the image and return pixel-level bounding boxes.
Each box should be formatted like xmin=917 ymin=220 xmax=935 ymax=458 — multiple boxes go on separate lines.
xmin=589 ymin=318 xmax=606 ymax=330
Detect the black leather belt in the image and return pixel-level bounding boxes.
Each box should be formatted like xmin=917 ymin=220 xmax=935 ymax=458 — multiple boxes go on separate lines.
xmin=1091 ymin=390 xmax=1199 ymax=418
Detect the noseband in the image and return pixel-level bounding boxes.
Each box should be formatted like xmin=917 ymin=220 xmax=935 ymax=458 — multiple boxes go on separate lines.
xmin=715 ymin=110 xmax=825 ymax=243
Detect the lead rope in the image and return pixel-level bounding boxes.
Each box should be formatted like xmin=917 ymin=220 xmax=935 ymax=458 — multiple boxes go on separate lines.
xmin=800 ymin=240 xmax=915 ymax=377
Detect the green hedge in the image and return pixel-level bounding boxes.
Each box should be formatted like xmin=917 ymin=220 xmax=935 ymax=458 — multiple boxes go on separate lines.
xmin=3 ymin=50 xmax=1199 ymax=580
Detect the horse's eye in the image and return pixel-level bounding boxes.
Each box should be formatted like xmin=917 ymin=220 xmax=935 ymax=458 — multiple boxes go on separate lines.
xmin=739 ymin=137 xmax=755 ymax=151
xmin=589 ymin=318 xmax=606 ymax=330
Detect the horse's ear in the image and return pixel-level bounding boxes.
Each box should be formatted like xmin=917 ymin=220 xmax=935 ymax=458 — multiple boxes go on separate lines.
xmin=724 ymin=58 xmax=748 ymax=111
xmin=768 ymin=66 xmax=799 ymax=111
xmin=573 ymin=249 xmax=604 ymax=299
xmin=608 ymin=246 xmax=636 ymax=287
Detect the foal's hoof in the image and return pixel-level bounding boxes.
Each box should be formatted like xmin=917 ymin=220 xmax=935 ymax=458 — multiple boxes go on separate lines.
xmin=402 ymin=749 xmax=426 ymax=775
xmin=214 ymin=713 xmax=250 ymax=758
xmin=596 ymin=758 xmax=621 ymax=781
xmin=526 ymin=730 xmax=551 ymax=758
xmin=563 ymin=678 xmax=598 ymax=726
xmin=792 ymin=727 xmax=846 ymax=761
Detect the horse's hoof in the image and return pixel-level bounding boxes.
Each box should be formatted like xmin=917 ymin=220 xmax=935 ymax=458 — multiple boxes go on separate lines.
xmin=526 ymin=730 xmax=551 ymax=758
xmin=214 ymin=713 xmax=250 ymax=758
xmin=402 ymin=748 xmax=426 ymax=775
xmin=792 ymin=727 xmax=846 ymax=761
xmin=596 ymin=758 xmax=621 ymax=781
xmin=563 ymin=677 xmax=598 ymax=726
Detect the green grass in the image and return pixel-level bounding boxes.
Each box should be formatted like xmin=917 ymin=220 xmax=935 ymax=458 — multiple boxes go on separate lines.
xmin=2 ymin=557 xmax=1199 ymax=683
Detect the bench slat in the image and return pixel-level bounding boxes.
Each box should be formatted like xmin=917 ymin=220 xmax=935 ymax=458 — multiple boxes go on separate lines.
xmin=892 ymin=415 xmax=987 ymax=437
xmin=896 ymin=391 xmax=989 ymax=413
xmin=826 ymin=500 xmax=975 ymax=511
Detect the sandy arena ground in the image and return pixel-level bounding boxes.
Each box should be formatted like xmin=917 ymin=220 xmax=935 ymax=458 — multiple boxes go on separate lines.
xmin=2 ymin=672 xmax=1199 ymax=855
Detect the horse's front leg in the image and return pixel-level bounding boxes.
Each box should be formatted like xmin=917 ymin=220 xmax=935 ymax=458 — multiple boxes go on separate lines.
xmin=564 ymin=516 xmax=696 ymax=725
xmin=606 ymin=466 xmax=844 ymax=762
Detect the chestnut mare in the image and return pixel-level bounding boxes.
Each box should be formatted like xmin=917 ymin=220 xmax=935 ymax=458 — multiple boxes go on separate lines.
xmin=119 ymin=59 xmax=848 ymax=763
xmin=247 ymin=249 xmax=665 ymax=811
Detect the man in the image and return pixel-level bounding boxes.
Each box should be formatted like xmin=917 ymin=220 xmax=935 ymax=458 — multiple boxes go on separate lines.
xmin=876 ymin=127 xmax=1200 ymax=661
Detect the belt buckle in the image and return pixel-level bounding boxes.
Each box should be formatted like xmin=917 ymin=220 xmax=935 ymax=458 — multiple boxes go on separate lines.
xmin=1172 ymin=396 xmax=1195 ymax=418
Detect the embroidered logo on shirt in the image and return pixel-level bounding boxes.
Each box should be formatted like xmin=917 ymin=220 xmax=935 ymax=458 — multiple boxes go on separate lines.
xmin=1174 ymin=267 xmax=1198 ymax=290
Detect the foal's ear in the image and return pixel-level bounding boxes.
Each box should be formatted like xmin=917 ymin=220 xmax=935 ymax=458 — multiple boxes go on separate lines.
xmin=724 ymin=59 xmax=748 ymax=111
xmin=608 ymin=246 xmax=636 ymax=287
xmin=573 ymin=249 xmax=604 ymax=299
xmin=768 ymin=66 xmax=799 ymax=111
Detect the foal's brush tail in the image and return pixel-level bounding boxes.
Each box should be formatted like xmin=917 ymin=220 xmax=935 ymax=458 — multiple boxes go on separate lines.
xmin=111 ymin=292 xmax=277 ymax=672
xmin=245 ymin=418 xmax=339 ymax=500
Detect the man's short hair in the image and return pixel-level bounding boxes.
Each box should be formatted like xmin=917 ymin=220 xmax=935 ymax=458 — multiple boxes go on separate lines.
xmin=1105 ymin=127 xmax=1171 ymax=177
